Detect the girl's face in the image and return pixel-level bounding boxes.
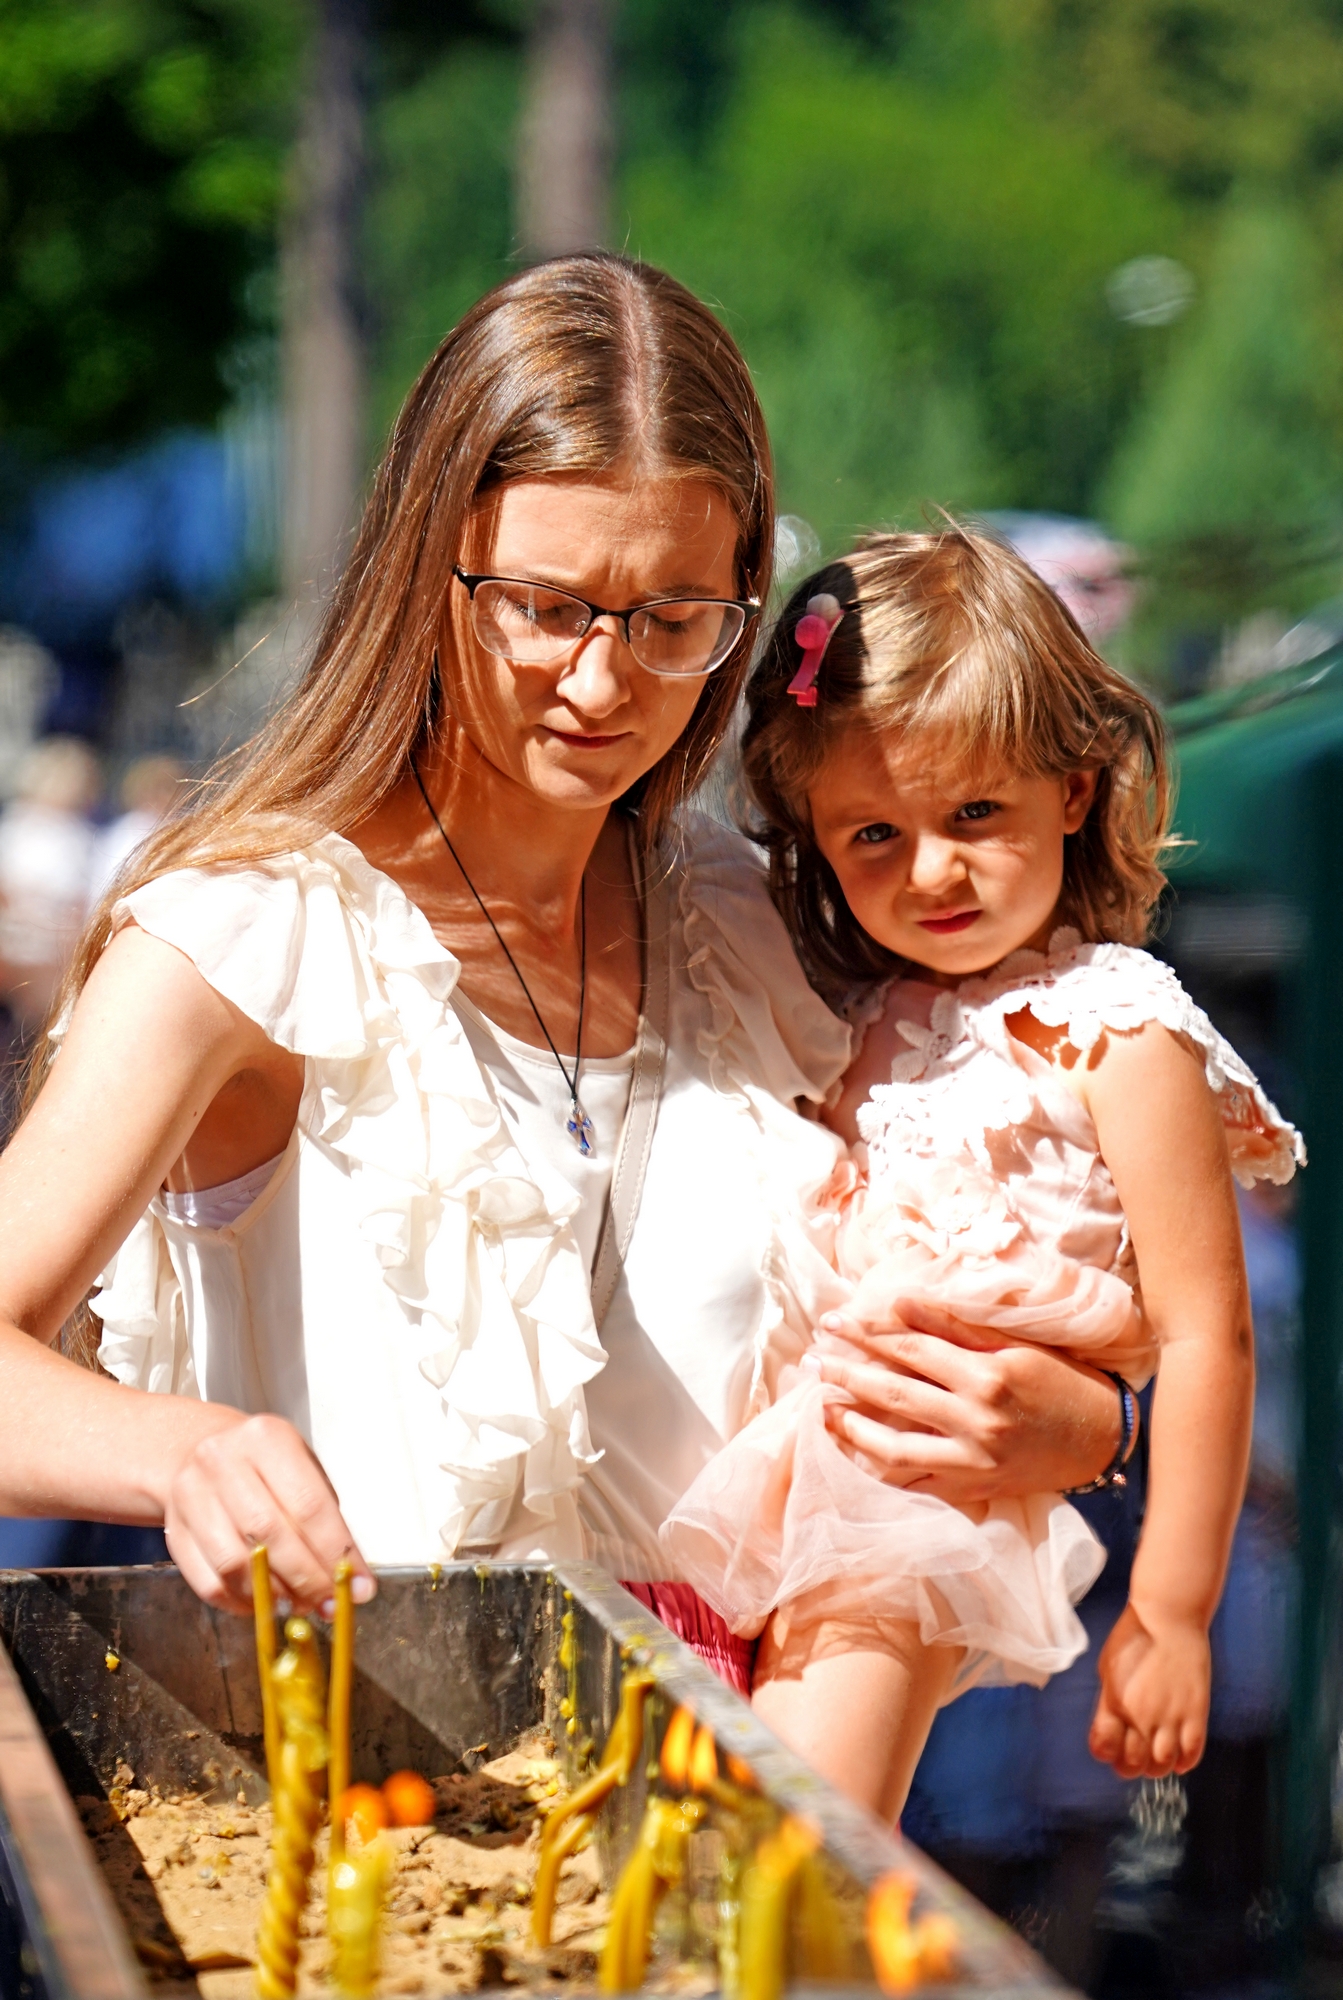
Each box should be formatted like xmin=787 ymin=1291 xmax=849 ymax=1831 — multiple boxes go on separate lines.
xmin=445 ymin=472 xmax=741 ymax=815
xmin=808 ymin=728 xmax=1098 ymax=986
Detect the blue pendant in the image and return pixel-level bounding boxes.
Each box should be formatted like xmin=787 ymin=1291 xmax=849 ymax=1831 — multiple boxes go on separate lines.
xmin=567 ymin=1103 xmax=595 ymax=1158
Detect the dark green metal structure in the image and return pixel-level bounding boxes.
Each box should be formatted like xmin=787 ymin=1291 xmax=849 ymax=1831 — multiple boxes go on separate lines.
xmin=1168 ymin=650 xmax=1343 ymax=1935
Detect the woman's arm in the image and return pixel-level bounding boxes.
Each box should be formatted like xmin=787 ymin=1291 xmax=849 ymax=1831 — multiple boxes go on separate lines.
xmin=0 ymin=924 xmax=371 ymax=1615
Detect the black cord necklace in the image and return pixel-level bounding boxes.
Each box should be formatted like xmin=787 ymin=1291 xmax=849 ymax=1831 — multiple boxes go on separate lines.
xmin=411 ymin=762 xmax=594 ymax=1158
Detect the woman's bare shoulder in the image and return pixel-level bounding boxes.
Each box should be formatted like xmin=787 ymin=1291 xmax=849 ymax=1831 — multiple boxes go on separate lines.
xmin=80 ymin=919 xmax=281 ymax=1057
xmin=0 ymin=924 xmax=295 ymax=1343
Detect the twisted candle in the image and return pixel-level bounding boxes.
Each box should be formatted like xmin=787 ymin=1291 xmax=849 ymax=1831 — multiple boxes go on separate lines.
xmin=737 ymin=1817 xmax=820 ymax=2000
xmin=250 ymin=1545 xmax=281 ymax=1792
xmin=255 ymin=1618 xmax=330 ymax=2000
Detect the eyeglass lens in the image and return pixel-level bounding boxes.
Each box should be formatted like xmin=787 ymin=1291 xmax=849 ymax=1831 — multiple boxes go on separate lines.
xmin=469 ymin=580 xmax=744 ymax=676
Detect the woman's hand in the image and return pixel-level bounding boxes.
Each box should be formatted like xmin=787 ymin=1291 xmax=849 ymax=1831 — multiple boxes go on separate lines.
xmin=812 ymin=1297 xmax=1122 ymax=1504
xmin=161 ymin=1412 xmax=374 ymax=1619
xmin=0 ymin=1323 xmax=373 ymax=1620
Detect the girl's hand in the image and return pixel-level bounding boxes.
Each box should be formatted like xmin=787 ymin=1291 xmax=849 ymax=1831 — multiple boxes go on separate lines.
xmin=161 ymin=1412 xmax=374 ymax=1620
xmin=811 ymin=1297 xmax=1121 ymax=1504
xmin=1089 ymin=1602 xmax=1210 ymax=1779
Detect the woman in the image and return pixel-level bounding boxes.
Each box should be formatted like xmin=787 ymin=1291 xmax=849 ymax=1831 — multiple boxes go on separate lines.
xmin=0 ymin=257 xmax=1120 ymax=1692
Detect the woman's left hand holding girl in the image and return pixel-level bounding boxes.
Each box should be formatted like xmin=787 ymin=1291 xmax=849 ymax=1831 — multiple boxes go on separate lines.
xmin=811 ymin=1296 xmax=1125 ymax=1503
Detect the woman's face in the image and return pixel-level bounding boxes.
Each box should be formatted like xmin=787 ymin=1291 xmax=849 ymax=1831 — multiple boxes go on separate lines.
xmin=445 ymin=472 xmax=742 ymax=813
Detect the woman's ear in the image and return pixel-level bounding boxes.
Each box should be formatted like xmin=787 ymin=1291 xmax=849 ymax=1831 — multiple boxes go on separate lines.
xmin=1062 ymin=768 xmax=1099 ymax=834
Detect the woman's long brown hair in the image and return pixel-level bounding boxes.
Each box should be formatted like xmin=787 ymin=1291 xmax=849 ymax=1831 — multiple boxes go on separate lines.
xmin=35 ymin=254 xmax=774 ymax=1106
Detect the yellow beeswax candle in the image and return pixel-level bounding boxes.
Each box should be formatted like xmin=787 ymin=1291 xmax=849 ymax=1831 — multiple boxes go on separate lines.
xmin=327 ymin=1558 xmax=354 ymax=1866
xmin=532 ymin=1670 xmax=653 ymax=1947
xmin=255 ymin=1619 xmax=329 ymax=2000
xmin=250 ymin=1545 xmax=281 ymax=1793
xmin=328 ymin=1834 xmax=394 ymax=1998
xmin=599 ymin=1796 xmax=705 ymax=1994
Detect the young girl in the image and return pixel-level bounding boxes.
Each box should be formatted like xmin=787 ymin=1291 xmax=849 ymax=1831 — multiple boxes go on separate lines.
xmin=661 ymin=526 xmax=1303 ymax=1823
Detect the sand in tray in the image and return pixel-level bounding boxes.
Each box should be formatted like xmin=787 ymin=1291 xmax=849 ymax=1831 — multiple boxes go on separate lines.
xmin=76 ymin=1732 xmax=708 ymax=1998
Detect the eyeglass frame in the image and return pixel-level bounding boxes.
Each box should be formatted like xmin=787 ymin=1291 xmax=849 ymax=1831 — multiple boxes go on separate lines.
xmin=452 ymin=565 xmax=760 ymax=677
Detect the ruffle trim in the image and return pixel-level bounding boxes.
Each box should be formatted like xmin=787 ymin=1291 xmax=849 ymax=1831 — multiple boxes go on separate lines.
xmin=93 ymin=819 xmax=854 ymax=1554
xmin=94 ymin=1217 xmax=197 ymax=1398
xmin=861 ymin=928 xmax=1303 ymax=1190
xmin=93 ymin=832 xmax=607 ymax=1557
xmin=677 ymin=814 xmax=852 ymax=1412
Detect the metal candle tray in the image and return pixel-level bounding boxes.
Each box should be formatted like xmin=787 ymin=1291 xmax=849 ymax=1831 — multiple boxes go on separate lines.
xmin=0 ymin=1563 xmax=1069 ymax=2000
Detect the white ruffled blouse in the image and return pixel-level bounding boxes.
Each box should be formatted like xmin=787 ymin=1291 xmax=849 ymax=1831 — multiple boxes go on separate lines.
xmin=89 ymin=816 xmax=851 ymax=1576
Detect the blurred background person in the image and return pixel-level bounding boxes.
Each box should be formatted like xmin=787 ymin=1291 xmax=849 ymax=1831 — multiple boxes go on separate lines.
xmin=0 ymin=736 xmax=100 ymax=1038
xmin=87 ymin=754 xmax=186 ymax=906
xmin=991 ymin=514 xmax=1137 ymax=647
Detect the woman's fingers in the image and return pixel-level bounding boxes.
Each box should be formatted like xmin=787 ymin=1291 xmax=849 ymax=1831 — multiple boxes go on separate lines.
xmin=166 ymin=1414 xmax=371 ymax=1616
xmin=825 ymin=1406 xmax=994 ymax=1481
xmin=818 ymin=1303 xmax=1122 ymax=1497
xmin=814 ymin=1352 xmax=965 ymax=1433
xmin=824 ymin=1299 xmax=1007 ymax=1357
xmin=163 ymin=1515 xmax=254 ymax=1617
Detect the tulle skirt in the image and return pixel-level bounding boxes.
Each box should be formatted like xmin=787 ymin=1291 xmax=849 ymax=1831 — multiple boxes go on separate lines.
xmin=660 ymin=1210 xmax=1134 ymax=1693
xmin=660 ymin=1372 xmax=1107 ymax=1692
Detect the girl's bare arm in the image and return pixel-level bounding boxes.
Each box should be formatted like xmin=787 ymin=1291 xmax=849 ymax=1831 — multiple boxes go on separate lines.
xmin=1079 ymin=1019 xmax=1255 ymax=1776
xmin=0 ymin=924 xmax=370 ymax=1615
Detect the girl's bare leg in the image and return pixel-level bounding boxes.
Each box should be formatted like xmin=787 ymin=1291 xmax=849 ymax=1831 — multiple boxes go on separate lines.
xmin=752 ymin=1616 xmax=962 ymax=1824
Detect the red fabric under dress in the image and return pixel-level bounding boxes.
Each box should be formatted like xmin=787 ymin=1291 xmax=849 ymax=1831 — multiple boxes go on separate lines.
xmin=619 ymin=1580 xmax=757 ymax=1698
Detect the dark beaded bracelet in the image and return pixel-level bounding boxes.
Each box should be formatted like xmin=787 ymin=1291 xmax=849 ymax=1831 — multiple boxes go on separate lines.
xmin=1064 ymin=1371 xmax=1139 ymax=1495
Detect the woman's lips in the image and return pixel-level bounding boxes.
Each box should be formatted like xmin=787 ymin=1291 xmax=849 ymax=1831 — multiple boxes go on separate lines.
xmin=546 ymin=728 xmax=628 ymax=750
xmin=917 ymin=910 xmax=981 ymax=935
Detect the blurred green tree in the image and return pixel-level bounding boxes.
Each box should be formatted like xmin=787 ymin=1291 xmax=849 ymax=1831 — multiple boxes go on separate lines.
xmin=364 ymin=35 xmax=518 ymax=447
xmin=352 ymin=0 xmax=1343 ymax=603
xmin=622 ymin=7 xmax=1183 ymax=546
xmin=0 ymin=0 xmax=303 ymax=456
xmin=1105 ymin=200 xmax=1343 ymax=623
xmin=1006 ymin=0 xmax=1343 ymax=207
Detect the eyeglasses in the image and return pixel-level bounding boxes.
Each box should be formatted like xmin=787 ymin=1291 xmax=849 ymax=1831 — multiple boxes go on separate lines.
xmin=453 ymin=567 xmax=758 ymax=678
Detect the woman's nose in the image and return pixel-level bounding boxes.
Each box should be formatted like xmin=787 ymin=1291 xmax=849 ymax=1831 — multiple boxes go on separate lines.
xmin=556 ymin=619 xmax=632 ymax=714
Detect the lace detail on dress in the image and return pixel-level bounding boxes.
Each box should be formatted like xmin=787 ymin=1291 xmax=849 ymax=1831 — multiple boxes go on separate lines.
xmin=859 ymin=928 xmax=1304 ymax=1190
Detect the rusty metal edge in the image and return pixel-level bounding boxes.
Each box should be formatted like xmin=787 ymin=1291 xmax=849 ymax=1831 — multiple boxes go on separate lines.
xmin=547 ymin=1564 xmax=1073 ymax=1994
xmin=0 ymin=1622 xmax=148 ymax=2000
xmin=0 ymin=1560 xmax=1074 ymax=1999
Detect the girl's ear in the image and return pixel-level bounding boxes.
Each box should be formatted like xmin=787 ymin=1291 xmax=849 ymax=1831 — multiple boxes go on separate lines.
xmin=1062 ymin=768 xmax=1099 ymax=833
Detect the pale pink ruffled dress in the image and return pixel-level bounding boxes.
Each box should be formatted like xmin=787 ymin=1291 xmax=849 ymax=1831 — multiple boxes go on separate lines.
xmin=661 ymin=931 xmax=1304 ymax=1695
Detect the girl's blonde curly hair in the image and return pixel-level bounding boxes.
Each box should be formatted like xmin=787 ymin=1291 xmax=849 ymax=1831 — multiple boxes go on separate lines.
xmin=741 ymin=524 xmax=1172 ymax=998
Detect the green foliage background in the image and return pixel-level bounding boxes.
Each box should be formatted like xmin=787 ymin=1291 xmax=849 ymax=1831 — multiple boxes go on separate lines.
xmin=0 ymin=0 xmax=300 ymax=451
xmin=363 ymin=0 xmax=1343 ymax=667
xmin=9 ymin=0 xmax=1343 ymax=672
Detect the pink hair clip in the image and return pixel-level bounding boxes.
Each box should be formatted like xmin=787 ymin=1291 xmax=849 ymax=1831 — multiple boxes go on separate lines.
xmin=787 ymin=593 xmax=843 ymax=707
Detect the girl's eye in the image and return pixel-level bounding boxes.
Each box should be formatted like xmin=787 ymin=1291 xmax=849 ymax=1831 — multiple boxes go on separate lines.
xmin=956 ymin=799 xmax=998 ymax=823
xmin=855 ymin=823 xmax=896 ymax=846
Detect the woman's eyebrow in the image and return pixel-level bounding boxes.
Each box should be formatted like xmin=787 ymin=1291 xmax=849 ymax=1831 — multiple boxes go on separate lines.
xmin=493 ymin=572 xmax=724 ymax=602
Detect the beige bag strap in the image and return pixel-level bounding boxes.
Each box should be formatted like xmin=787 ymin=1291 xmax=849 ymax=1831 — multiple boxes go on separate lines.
xmin=590 ymin=845 xmax=673 ymax=1330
